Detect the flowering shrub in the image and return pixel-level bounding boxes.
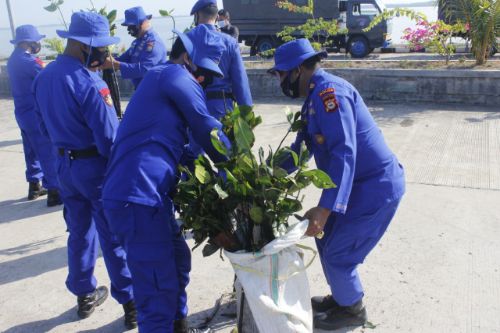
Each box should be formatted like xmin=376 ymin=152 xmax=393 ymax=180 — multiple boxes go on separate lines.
xmin=403 ymin=19 xmax=466 ymax=63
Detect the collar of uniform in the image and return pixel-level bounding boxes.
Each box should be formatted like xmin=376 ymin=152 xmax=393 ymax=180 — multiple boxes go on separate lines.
xmin=57 ymin=54 xmax=84 ymax=66
xmin=202 ymin=23 xmax=217 ymax=31
xmin=139 ymin=29 xmax=152 ymax=41
xmin=308 ymin=68 xmax=326 ymax=92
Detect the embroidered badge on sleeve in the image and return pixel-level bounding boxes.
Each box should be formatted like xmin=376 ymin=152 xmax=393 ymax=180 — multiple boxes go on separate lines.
xmin=99 ymin=88 xmax=114 ymax=107
xmin=319 ymin=88 xmax=339 ymax=113
xmin=146 ymin=41 xmax=154 ymax=52
xmin=35 ymin=57 xmax=45 ymax=68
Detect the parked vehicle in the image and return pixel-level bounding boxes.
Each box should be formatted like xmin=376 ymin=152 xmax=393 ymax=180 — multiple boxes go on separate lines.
xmin=222 ymin=0 xmax=391 ymax=58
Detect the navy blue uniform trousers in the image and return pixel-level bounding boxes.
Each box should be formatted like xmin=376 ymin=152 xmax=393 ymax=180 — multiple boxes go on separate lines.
xmin=20 ymin=128 xmax=58 ymax=190
xmin=57 ymin=153 xmax=133 ymax=303
xmin=316 ymin=198 xmax=402 ymax=306
xmin=104 ymin=201 xmax=191 ymax=333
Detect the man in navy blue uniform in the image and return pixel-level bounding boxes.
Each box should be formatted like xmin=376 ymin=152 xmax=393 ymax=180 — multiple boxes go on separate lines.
xmin=32 ymin=12 xmax=137 ymax=329
xmin=269 ymin=39 xmax=406 ymax=330
xmin=190 ymin=0 xmax=252 ymax=119
xmin=102 ymin=25 xmax=228 ymax=333
xmin=7 ymin=25 xmax=61 ymax=206
xmin=101 ymin=6 xmax=166 ymax=89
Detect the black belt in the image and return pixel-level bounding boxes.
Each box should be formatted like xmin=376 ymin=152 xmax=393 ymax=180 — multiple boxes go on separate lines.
xmin=205 ymin=91 xmax=234 ymax=101
xmin=58 ymin=146 xmax=100 ymax=159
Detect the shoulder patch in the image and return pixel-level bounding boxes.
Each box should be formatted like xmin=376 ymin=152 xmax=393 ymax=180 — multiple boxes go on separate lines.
xmin=35 ymin=57 xmax=45 ymax=68
xmin=146 ymin=41 xmax=154 ymax=52
xmin=99 ymin=88 xmax=114 ymax=107
xmin=319 ymin=88 xmax=339 ymax=113
xmin=319 ymin=87 xmax=335 ymax=96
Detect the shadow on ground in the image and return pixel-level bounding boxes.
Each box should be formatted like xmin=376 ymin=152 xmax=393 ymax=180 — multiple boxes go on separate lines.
xmin=0 ymin=139 xmax=21 ymax=148
xmin=0 ymin=196 xmax=62 ymax=224
xmin=0 ymin=245 xmax=67 ymax=286
xmin=3 ymin=308 xmax=79 ymax=333
xmin=78 ymin=317 xmax=130 ymax=333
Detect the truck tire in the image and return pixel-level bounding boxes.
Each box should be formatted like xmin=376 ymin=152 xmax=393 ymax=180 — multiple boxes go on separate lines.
xmin=348 ymin=36 xmax=370 ymax=58
xmin=255 ymin=37 xmax=275 ymax=55
xmin=490 ymin=45 xmax=498 ymax=56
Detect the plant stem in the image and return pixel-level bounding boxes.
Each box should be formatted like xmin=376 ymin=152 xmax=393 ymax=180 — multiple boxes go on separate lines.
xmin=276 ymin=127 xmax=292 ymax=153
xmin=57 ymin=6 xmax=68 ymax=30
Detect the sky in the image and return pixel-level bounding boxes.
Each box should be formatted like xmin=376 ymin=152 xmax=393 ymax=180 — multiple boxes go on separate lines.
xmin=0 ymin=0 xmax=224 ymax=29
xmin=1 ymin=0 xmax=434 ymax=29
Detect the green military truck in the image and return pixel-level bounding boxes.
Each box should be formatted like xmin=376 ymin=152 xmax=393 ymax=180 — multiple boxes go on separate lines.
xmin=222 ymin=0 xmax=391 ymax=58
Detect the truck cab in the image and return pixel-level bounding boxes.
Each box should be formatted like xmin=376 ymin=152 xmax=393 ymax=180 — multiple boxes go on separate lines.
xmin=222 ymin=0 xmax=390 ymax=58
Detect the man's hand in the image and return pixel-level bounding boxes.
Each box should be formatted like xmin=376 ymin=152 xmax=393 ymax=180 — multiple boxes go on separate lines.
xmin=101 ymin=56 xmax=119 ymax=70
xmin=304 ymin=206 xmax=331 ymax=237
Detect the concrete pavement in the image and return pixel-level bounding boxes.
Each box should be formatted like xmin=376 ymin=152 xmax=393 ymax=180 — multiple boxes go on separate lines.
xmin=0 ymin=98 xmax=499 ymax=333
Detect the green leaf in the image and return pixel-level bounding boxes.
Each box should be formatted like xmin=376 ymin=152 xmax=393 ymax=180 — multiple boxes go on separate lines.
xmin=302 ymin=169 xmax=336 ymax=189
xmin=210 ymin=128 xmax=228 ymax=155
xmin=291 ymin=119 xmax=306 ymax=132
xmin=107 ymin=10 xmax=117 ymax=23
xmin=223 ymin=168 xmax=237 ymax=184
xmin=57 ymin=0 xmax=64 ymax=5
xmin=159 ymin=9 xmax=170 ymax=17
xmin=286 ymin=109 xmax=294 ymax=124
xmin=273 ymin=167 xmax=288 ymax=179
xmin=213 ymin=184 xmax=228 ymax=199
xmin=279 ymin=198 xmax=302 ymax=214
xmin=202 ymin=242 xmax=220 ymax=257
xmin=194 ymin=164 xmax=211 ymax=184
xmin=234 ymin=117 xmax=255 ymax=152
xmin=44 ymin=3 xmax=58 ymax=12
xmin=249 ymin=206 xmax=264 ymax=224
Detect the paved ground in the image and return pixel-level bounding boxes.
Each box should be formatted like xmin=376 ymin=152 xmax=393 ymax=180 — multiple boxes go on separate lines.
xmin=0 ymin=98 xmax=499 ymax=333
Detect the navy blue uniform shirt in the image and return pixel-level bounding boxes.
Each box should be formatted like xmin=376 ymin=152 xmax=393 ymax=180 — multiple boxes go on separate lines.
xmin=7 ymin=47 xmax=45 ymax=131
xmin=33 ymin=55 xmax=119 ymax=157
xmin=103 ymin=62 xmax=227 ymax=207
xmin=286 ymin=69 xmax=405 ymax=215
xmin=191 ymin=24 xmax=252 ymax=110
xmin=117 ymin=29 xmax=167 ymax=89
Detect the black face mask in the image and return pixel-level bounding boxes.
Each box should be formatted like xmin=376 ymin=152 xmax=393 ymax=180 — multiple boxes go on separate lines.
xmin=30 ymin=42 xmax=41 ymax=54
xmin=83 ymin=47 xmax=109 ymax=68
xmin=192 ymin=67 xmax=215 ymax=89
xmin=127 ymin=25 xmax=140 ymax=37
xmin=281 ymin=71 xmax=301 ymax=99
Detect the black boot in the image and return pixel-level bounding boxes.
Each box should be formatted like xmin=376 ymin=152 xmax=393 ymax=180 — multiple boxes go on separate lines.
xmin=311 ymin=294 xmax=341 ymax=313
xmin=28 ymin=182 xmax=47 ymax=200
xmin=174 ymin=318 xmax=211 ymax=333
xmin=123 ymin=300 xmax=138 ymax=330
xmin=77 ymin=286 xmax=109 ymax=319
xmin=313 ymin=299 xmax=368 ymax=330
xmin=47 ymin=189 xmax=63 ymax=207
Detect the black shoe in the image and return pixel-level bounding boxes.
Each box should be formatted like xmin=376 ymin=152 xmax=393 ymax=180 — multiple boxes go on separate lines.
xmin=28 ymin=182 xmax=47 ymax=200
xmin=311 ymin=294 xmax=341 ymax=313
xmin=47 ymin=189 xmax=63 ymax=207
xmin=77 ymin=286 xmax=109 ymax=319
xmin=123 ymin=300 xmax=138 ymax=330
xmin=313 ymin=300 xmax=368 ymax=330
xmin=174 ymin=318 xmax=211 ymax=333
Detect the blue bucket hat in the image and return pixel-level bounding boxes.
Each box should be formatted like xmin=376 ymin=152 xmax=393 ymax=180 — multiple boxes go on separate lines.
xmin=268 ymin=39 xmax=327 ymax=73
xmin=57 ymin=12 xmax=120 ymax=47
xmin=121 ymin=6 xmax=152 ymax=26
xmin=190 ymin=0 xmax=218 ymax=15
xmin=172 ymin=29 xmax=194 ymax=58
xmin=10 ymin=25 xmax=45 ymax=44
xmin=187 ymin=25 xmax=225 ymax=77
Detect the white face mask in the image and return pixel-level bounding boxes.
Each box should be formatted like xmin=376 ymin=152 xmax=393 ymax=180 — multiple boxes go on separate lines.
xmin=218 ymin=20 xmax=226 ymax=28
